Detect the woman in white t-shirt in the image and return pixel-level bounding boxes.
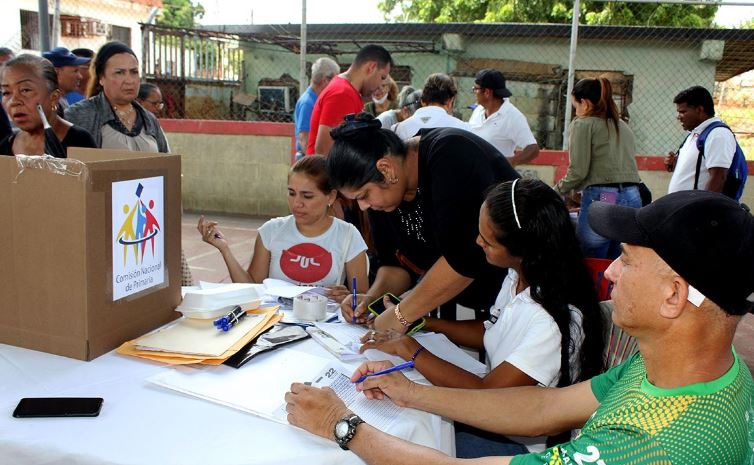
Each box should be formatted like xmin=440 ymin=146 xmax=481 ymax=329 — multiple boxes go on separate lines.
xmin=197 ymin=155 xmax=368 ymax=296
xmin=360 ymin=179 xmax=605 ymax=456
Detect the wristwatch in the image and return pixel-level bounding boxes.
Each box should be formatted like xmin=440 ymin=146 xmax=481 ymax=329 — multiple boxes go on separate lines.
xmin=333 ymin=413 xmax=365 ymax=450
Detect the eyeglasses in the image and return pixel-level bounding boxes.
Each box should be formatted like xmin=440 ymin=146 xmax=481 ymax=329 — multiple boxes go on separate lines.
xmin=146 ymin=100 xmax=164 ymax=110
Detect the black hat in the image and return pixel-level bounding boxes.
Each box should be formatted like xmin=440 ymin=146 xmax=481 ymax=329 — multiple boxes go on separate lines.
xmin=475 ymin=69 xmax=512 ymax=99
xmin=588 ymin=190 xmax=754 ymax=315
xmin=42 ymin=47 xmax=91 ymax=68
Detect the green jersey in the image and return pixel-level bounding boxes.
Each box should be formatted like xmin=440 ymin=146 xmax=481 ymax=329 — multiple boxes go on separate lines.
xmin=512 ymin=351 xmax=754 ymax=465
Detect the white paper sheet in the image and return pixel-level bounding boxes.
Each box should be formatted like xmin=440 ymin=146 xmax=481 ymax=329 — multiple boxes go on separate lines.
xmin=148 ymin=349 xmax=405 ymax=431
xmin=311 ymin=363 xmax=403 ymax=431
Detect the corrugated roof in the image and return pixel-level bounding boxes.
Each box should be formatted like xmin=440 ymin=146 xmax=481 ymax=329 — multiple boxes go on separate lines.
xmin=201 ymin=22 xmax=754 ymax=80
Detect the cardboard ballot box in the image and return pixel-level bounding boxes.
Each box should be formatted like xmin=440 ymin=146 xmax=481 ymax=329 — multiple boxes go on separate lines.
xmin=0 ymin=149 xmax=182 ymax=360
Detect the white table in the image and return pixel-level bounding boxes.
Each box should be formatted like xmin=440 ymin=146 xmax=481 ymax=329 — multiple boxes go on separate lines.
xmin=0 ymin=339 xmax=453 ymax=465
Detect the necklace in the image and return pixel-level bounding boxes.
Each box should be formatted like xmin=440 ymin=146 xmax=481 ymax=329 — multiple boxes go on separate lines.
xmin=112 ymin=104 xmax=135 ymax=119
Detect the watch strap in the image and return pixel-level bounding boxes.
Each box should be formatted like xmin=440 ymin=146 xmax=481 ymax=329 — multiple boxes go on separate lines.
xmin=334 ymin=413 xmax=365 ymax=450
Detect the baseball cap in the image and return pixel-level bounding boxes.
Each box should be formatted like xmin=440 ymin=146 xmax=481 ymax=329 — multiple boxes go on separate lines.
xmin=475 ymin=69 xmax=512 ymax=98
xmin=588 ymin=190 xmax=754 ymax=316
xmin=42 ymin=47 xmax=91 ymax=68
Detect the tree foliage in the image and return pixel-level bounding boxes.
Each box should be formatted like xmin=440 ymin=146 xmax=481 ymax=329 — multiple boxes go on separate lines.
xmin=377 ymin=0 xmax=718 ymax=27
xmin=156 ymin=0 xmax=206 ymax=28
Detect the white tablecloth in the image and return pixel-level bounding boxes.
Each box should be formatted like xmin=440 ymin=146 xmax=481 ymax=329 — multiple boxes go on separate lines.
xmin=0 ymin=340 xmax=454 ymax=465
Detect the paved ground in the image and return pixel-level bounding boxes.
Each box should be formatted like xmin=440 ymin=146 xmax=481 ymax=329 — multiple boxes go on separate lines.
xmin=182 ymin=211 xmax=754 ymax=372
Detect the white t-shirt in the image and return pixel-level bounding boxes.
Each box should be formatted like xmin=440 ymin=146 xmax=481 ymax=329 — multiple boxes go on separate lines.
xmin=377 ymin=109 xmax=399 ymax=129
xmin=392 ymin=106 xmax=469 ymax=140
xmin=668 ymin=117 xmax=736 ymax=194
xmin=482 ymin=269 xmax=584 ymax=452
xmin=468 ymin=100 xmax=537 ymax=157
xmin=257 ymin=215 xmax=367 ymax=286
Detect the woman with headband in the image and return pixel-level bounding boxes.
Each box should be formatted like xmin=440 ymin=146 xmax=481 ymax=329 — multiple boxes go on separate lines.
xmin=360 ymin=179 xmax=605 ymax=457
xmin=330 ymin=112 xmax=518 ymax=329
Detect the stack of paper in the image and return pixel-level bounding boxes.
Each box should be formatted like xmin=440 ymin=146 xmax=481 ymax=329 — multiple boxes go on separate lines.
xmin=116 ymin=306 xmax=282 ymax=365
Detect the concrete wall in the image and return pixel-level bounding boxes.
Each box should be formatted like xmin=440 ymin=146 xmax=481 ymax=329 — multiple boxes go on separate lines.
xmin=1 ymin=0 xmax=155 ymax=63
xmin=162 ymin=120 xmax=294 ymax=217
xmin=161 ymin=120 xmax=754 ymax=216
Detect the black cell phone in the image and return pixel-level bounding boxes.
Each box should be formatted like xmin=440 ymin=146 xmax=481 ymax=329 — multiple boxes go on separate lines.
xmin=367 ymin=292 xmax=401 ymax=317
xmin=13 ymin=397 xmax=103 ymax=418
xmin=366 ymin=293 xmax=427 ymax=336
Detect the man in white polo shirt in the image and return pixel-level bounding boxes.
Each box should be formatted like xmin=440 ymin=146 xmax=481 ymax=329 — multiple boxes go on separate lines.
xmin=468 ymin=69 xmax=539 ymax=166
xmin=392 ymin=73 xmax=469 ymax=140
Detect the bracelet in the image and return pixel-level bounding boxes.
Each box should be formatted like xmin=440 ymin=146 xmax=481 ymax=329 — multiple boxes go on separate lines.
xmin=394 ymin=303 xmax=410 ymax=327
xmin=410 ymin=346 xmax=425 ymax=362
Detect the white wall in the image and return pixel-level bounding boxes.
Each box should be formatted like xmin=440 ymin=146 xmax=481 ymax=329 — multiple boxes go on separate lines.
xmin=0 ymin=0 xmax=156 ymax=67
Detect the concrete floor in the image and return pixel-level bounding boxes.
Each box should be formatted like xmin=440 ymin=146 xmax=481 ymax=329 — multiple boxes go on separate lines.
xmin=181 ymin=212 xmax=754 ymax=372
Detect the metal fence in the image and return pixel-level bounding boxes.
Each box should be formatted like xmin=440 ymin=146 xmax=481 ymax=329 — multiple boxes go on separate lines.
xmin=3 ymin=1 xmax=754 ymax=156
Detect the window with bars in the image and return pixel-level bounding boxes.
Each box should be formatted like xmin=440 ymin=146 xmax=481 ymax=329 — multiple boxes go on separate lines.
xmin=108 ymin=25 xmax=132 ymax=47
xmin=20 ymin=10 xmax=53 ymax=51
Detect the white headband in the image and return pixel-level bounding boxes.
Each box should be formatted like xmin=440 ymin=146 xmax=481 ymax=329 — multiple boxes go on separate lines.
xmin=511 ymin=178 xmax=522 ymax=230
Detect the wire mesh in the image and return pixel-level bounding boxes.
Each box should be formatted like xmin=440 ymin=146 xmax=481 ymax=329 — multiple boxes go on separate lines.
xmin=1 ymin=1 xmax=753 ymax=156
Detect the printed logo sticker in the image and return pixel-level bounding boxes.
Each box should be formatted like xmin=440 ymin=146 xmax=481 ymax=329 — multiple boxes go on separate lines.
xmin=112 ymin=176 xmax=165 ymax=300
xmin=280 ymin=243 xmax=332 ymax=284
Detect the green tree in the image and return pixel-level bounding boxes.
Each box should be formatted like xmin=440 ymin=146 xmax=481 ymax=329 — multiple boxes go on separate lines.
xmin=157 ymin=0 xmax=206 ymax=28
xmin=378 ymin=0 xmax=718 ymax=27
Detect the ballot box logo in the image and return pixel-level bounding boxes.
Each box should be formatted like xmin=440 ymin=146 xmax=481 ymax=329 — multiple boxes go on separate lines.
xmin=280 ymin=243 xmax=332 ymax=283
xmin=112 ymin=176 xmax=165 ymax=301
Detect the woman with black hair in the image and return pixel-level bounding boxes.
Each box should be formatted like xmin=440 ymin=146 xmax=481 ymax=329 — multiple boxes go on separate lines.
xmin=65 ymin=41 xmax=168 ymax=153
xmin=555 ymin=77 xmax=642 ymax=259
xmin=361 ymin=178 xmax=605 ymax=456
xmin=331 ymin=112 xmax=519 ymax=330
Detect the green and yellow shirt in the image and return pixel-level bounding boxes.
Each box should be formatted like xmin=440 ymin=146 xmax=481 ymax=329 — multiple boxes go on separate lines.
xmin=512 ymin=351 xmax=754 ymax=465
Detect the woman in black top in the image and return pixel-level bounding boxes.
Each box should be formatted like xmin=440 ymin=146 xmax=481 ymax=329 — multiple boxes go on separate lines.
xmin=331 ymin=113 xmax=519 ymax=332
xmin=0 ymin=54 xmax=95 ymax=157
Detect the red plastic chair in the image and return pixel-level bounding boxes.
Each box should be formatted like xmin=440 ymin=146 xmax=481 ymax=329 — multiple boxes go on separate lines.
xmin=585 ymin=258 xmax=614 ymax=301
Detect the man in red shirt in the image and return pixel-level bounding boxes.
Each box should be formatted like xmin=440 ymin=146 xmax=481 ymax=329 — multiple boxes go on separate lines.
xmin=307 ymin=45 xmax=393 ymax=155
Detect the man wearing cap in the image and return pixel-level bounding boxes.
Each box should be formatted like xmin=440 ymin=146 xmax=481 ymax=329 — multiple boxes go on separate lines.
xmin=41 ymin=47 xmax=91 ymax=115
xmin=468 ymin=69 xmax=539 ymax=167
xmin=285 ymin=190 xmax=754 ymax=465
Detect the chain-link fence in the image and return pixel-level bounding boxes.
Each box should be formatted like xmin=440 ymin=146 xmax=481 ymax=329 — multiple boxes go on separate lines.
xmin=3 ymin=1 xmax=754 ymax=156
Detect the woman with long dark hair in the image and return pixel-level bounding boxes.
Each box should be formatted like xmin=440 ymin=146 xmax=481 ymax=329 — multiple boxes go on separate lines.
xmin=330 ymin=112 xmax=519 ymax=331
xmin=362 ymin=179 xmax=605 ymax=456
xmin=556 ymin=77 xmax=642 ymax=259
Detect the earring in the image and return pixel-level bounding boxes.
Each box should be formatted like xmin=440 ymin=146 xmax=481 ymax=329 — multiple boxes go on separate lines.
xmin=327 ymin=203 xmax=332 ymax=209
xmin=52 ymin=105 xmax=58 ymax=111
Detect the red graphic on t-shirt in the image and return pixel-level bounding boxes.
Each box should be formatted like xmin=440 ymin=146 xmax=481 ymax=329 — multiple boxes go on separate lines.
xmin=280 ymin=243 xmax=333 ymax=283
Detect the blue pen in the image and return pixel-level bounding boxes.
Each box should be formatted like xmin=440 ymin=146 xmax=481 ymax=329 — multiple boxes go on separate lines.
xmin=213 ymin=305 xmax=246 ymax=332
xmin=354 ymin=360 xmax=414 ymax=384
xmin=351 ymin=276 xmax=357 ymax=323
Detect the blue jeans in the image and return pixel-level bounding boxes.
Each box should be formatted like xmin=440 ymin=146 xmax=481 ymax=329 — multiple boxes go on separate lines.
xmin=455 ymin=423 xmax=529 ymax=458
xmin=578 ymin=185 xmax=642 ymax=259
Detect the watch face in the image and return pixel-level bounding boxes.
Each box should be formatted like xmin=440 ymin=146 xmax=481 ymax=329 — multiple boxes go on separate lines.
xmin=335 ymin=420 xmax=350 ymax=438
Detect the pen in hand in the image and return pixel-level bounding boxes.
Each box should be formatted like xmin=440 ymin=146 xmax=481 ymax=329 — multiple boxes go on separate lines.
xmin=352 ymin=277 xmax=357 ymax=324
xmin=354 ymin=360 xmax=414 ymax=384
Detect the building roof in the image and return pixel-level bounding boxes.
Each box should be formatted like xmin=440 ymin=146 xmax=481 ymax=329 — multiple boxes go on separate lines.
xmin=128 ymin=0 xmax=163 ymax=7
xmin=202 ymin=22 xmax=754 ymax=81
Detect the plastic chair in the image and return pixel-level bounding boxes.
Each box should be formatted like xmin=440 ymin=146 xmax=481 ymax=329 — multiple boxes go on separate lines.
xmin=585 ymin=258 xmax=614 ymax=301
xmin=600 ymin=300 xmax=638 ymax=368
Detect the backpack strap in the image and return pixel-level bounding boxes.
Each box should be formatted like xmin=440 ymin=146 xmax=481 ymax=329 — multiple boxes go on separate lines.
xmin=693 ymin=121 xmax=730 ymax=190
